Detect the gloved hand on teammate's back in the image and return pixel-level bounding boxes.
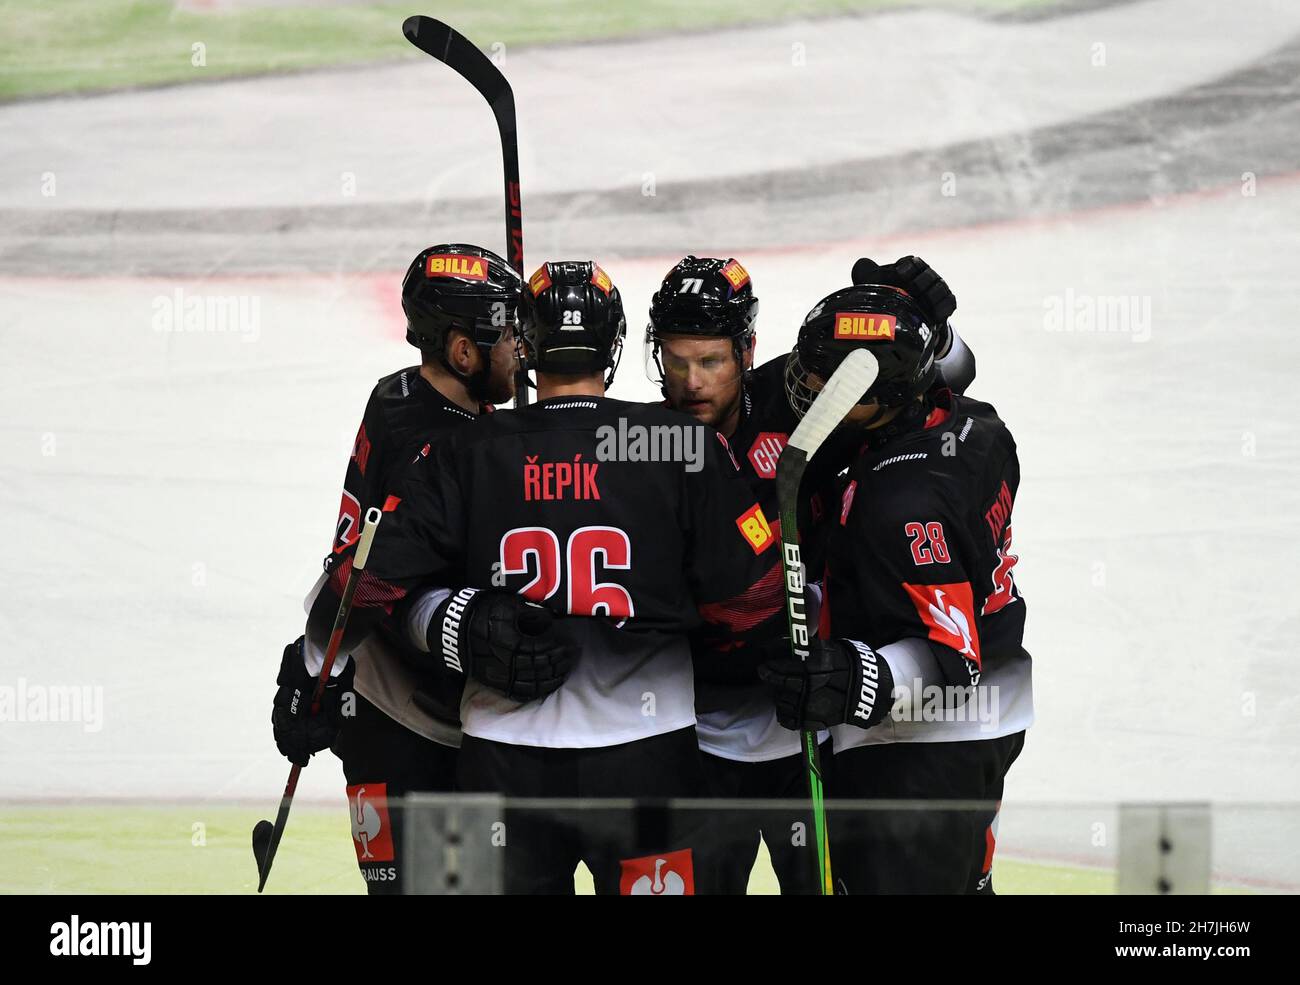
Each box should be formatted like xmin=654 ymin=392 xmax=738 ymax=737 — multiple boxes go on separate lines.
xmin=428 ymin=589 xmax=577 ymax=703
xmin=271 ymin=636 xmax=356 ymax=767
xmin=852 ymin=255 xmax=956 ymax=349
xmin=756 ymin=636 xmax=895 ymax=732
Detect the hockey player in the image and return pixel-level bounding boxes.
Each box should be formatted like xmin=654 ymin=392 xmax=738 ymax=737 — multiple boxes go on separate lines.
xmin=757 ymin=278 xmax=1033 ymax=894
xmin=304 ymin=260 xmax=787 ymax=894
xmin=644 ymin=253 xmax=974 ymax=894
xmin=271 ymin=243 xmax=573 ymax=893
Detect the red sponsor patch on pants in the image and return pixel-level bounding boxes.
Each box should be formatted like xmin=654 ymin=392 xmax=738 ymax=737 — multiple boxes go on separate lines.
xmin=619 ymin=848 xmax=695 ymax=895
xmin=346 ymin=782 xmax=395 ymax=863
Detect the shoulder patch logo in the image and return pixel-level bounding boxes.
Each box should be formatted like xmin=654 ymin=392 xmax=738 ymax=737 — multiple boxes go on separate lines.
xmin=747 ymin=431 xmax=788 ymax=480
xmin=736 ymin=503 xmax=775 ymax=554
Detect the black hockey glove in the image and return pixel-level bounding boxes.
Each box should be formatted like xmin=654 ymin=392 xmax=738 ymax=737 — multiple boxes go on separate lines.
xmin=272 ymin=636 xmax=356 ymax=767
xmin=429 ymin=589 xmax=576 ymax=702
xmin=851 ymin=255 xmax=956 ymax=353
xmin=757 ymin=637 xmax=894 ymax=732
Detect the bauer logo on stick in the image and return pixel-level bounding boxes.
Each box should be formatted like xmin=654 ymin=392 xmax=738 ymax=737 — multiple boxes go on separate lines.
xmin=834 ymin=312 xmax=896 ymax=340
xmin=736 ymin=503 xmax=775 ymax=554
xmin=425 ymin=254 xmax=489 ymax=280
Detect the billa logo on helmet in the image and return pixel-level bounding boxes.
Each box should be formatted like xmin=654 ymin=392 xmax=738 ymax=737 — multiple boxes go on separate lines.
xmin=720 ymin=259 xmax=750 ymax=291
xmin=425 ymin=254 xmax=489 ymax=280
xmin=833 ymin=312 xmax=896 ymax=340
xmin=589 ymin=264 xmax=613 ymax=296
xmin=528 ymin=264 xmax=552 ymax=296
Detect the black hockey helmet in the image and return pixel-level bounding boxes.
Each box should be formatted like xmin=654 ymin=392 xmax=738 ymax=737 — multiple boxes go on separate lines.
xmin=520 ymin=261 xmax=626 ymax=385
xmin=401 ymin=244 xmax=521 ymax=356
xmin=785 ymin=283 xmax=939 ymax=419
xmin=645 ymin=255 xmax=758 ymax=382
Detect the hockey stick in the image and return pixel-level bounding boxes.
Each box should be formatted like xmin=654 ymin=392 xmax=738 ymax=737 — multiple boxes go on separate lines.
xmin=775 ymin=348 xmax=879 ymax=896
xmin=402 ymin=16 xmax=530 ymax=408
xmin=253 ymin=507 xmax=384 ymax=893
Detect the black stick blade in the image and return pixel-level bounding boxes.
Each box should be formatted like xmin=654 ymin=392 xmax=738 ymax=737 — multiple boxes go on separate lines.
xmin=402 ymin=15 xmax=511 ymax=106
xmin=252 ymin=819 xmax=274 ymax=893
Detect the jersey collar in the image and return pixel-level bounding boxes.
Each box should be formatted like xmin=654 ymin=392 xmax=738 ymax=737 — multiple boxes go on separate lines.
xmin=410 ymin=368 xmax=479 ymax=422
xmin=858 ymin=387 xmax=951 ymax=453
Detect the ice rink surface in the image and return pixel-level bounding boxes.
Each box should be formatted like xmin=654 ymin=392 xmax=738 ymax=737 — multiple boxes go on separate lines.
xmin=2 ymin=0 xmax=1298 ymax=886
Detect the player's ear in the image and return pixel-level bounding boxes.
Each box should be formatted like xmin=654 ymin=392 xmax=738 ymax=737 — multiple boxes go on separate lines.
xmin=743 ymin=332 xmax=756 ymax=371
xmin=446 ymin=330 xmax=476 ymax=373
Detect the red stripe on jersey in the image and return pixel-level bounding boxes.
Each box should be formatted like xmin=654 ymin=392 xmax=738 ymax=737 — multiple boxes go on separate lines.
xmin=698 ymin=560 xmax=784 ymax=635
xmin=840 ymin=480 xmax=858 ymax=526
xmin=382 ymin=494 xmax=402 ymax=512
xmin=352 ymin=422 xmax=372 ymax=476
xmin=326 ymin=556 xmax=409 ymax=614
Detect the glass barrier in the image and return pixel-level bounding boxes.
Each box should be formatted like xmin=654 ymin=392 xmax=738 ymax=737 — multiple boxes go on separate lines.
xmin=3 ymin=799 xmax=1295 ymax=894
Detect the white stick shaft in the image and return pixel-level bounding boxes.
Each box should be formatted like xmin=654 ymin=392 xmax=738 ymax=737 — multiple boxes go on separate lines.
xmin=787 ymin=349 xmax=880 ymax=457
xmin=353 ymin=507 xmax=383 ymax=570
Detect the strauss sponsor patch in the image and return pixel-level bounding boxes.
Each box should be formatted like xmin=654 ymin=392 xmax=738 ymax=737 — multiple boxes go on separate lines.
xmin=619 ymin=848 xmax=695 ymax=895
xmin=346 ymin=782 xmax=395 ymax=863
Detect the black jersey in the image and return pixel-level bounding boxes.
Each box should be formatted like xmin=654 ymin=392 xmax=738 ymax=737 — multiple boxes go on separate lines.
xmin=688 ymin=356 xmax=845 ymax=760
xmin=312 ymin=394 xmax=785 ymax=748
xmin=730 ymin=355 xmax=801 ymax=502
xmin=329 ymin=367 xmax=477 ymax=563
xmin=823 ymin=388 xmax=1026 ymax=687
xmin=316 ymin=366 xmax=479 ymax=735
xmin=689 ymin=357 xmax=840 ymax=687
xmin=728 ymin=354 xmax=846 ymax=566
